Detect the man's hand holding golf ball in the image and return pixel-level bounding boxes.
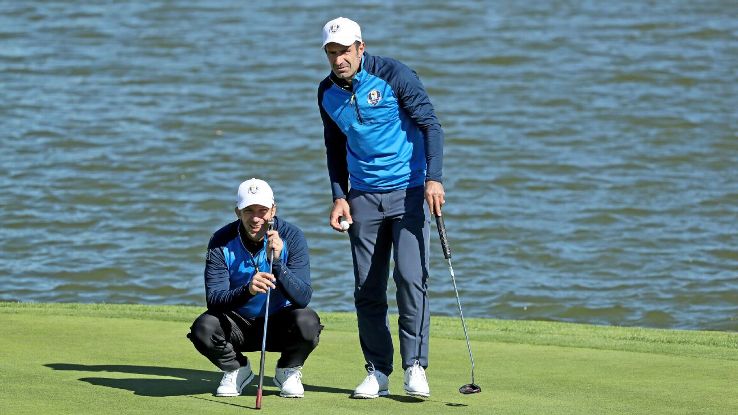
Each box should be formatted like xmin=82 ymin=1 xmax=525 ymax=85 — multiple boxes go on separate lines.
xmin=329 ymin=198 xmax=353 ymax=233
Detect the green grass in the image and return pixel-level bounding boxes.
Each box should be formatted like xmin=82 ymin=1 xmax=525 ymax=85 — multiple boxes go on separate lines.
xmin=1 ymin=302 xmax=736 ymax=414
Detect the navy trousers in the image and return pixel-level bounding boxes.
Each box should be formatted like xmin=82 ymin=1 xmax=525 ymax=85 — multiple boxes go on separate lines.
xmin=347 ymin=186 xmax=431 ymax=376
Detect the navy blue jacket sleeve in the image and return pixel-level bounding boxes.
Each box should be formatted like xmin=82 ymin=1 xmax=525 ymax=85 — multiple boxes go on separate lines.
xmin=389 ymin=62 xmax=444 ymax=182
xmin=204 ymin=236 xmax=254 ymax=311
xmin=272 ymin=222 xmax=312 ymax=308
xmin=318 ymin=78 xmax=350 ymax=200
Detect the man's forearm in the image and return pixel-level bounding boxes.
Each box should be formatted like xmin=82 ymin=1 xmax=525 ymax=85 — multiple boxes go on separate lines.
xmin=272 ymin=258 xmax=312 ymax=308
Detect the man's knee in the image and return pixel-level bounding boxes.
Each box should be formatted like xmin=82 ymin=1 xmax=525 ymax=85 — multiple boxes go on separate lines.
xmin=292 ymin=308 xmax=323 ymax=347
xmin=188 ymin=312 xmax=223 ymax=347
xmin=354 ymin=286 xmax=389 ymax=311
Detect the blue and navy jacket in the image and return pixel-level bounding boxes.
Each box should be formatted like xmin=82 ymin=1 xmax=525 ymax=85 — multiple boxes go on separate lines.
xmin=203 ymin=216 xmax=311 ymax=319
xmin=318 ymin=52 xmax=444 ymax=199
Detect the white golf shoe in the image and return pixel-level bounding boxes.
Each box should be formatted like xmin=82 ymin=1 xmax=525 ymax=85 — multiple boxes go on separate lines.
xmin=215 ymin=361 xmax=254 ymax=397
xmin=403 ymin=361 xmax=430 ymax=398
xmin=352 ymin=366 xmax=389 ymax=399
xmin=273 ymin=366 xmax=304 ymax=398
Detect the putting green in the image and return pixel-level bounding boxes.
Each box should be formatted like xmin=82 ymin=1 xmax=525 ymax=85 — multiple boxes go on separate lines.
xmin=1 ymin=303 xmax=736 ymax=414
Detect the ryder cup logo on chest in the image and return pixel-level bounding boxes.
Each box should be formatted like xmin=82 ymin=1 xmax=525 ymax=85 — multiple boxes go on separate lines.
xmin=367 ymin=89 xmax=382 ymax=106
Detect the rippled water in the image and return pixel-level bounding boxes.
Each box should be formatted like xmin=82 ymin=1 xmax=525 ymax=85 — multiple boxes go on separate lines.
xmin=1 ymin=1 xmax=736 ymax=330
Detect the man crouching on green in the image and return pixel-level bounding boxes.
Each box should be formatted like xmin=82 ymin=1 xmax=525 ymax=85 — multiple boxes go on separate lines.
xmin=188 ymin=178 xmax=322 ymax=398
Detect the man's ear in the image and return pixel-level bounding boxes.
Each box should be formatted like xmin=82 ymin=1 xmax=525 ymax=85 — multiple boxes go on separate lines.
xmin=234 ymin=207 xmax=240 ymax=218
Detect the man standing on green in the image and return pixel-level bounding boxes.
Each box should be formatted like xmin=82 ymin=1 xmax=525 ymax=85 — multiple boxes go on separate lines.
xmin=317 ymin=17 xmax=446 ymax=399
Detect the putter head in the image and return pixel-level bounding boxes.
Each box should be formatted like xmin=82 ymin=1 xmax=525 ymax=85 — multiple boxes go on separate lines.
xmin=459 ymin=383 xmax=481 ymax=394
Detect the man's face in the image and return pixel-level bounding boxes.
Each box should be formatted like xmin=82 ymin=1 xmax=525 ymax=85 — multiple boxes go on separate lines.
xmin=325 ymin=41 xmax=364 ymax=81
xmin=235 ymin=204 xmax=275 ymax=242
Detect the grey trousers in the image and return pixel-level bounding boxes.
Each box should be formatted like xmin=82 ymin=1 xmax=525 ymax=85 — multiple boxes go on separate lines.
xmin=347 ymin=186 xmax=430 ymax=376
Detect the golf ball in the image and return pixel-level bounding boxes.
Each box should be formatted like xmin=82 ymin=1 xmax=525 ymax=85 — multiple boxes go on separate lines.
xmin=340 ymin=220 xmax=350 ymax=231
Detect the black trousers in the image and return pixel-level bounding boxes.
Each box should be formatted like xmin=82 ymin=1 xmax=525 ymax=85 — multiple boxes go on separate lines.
xmin=188 ymin=307 xmax=323 ymax=371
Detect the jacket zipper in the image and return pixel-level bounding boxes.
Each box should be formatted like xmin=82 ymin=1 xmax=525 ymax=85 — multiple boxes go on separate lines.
xmin=331 ymin=77 xmax=363 ymax=124
xmin=350 ymin=93 xmax=363 ymax=124
xmin=237 ymin=223 xmax=263 ymax=273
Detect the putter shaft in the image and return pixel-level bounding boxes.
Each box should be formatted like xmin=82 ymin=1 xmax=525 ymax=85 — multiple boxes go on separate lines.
xmin=435 ymin=214 xmax=479 ymax=390
xmin=256 ymin=222 xmax=275 ymax=409
xmin=447 ymin=257 xmax=475 ymax=385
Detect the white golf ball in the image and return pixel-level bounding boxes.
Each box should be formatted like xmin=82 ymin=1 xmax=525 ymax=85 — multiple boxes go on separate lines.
xmin=340 ymin=220 xmax=350 ymax=231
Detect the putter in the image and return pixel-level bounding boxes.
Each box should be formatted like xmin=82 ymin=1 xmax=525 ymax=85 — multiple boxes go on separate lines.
xmin=255 ymin=219 xmax=275 ymax=409
xmin=435 ymin=214 xmax=482 ymax=394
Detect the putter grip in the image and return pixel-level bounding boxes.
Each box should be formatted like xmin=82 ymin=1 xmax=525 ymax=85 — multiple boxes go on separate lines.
xmin=435 ymin=215 xmax=452 ymax=259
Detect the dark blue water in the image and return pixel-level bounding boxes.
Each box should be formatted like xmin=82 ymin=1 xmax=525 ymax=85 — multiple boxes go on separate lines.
xmin=1 ymin=1 xmax=736 ymax=330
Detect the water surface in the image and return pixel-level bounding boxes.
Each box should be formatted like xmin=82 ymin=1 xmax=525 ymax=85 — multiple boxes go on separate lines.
xmin=1 ymin=1 xmax=736 ymax=330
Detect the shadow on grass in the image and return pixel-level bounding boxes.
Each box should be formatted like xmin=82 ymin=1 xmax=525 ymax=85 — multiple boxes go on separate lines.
xmin=45 ymin=363 xmax=353 ymax=398
xmin=385 ymin=394 xmax=468 ymax=407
